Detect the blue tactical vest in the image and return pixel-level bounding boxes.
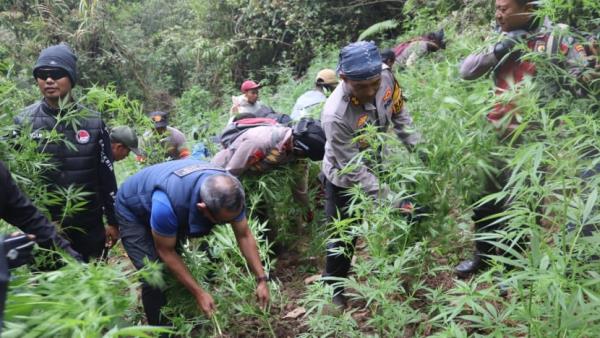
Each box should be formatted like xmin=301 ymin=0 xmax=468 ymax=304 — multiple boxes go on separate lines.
xmin=116 ymin=159 xmax=229 ymax=237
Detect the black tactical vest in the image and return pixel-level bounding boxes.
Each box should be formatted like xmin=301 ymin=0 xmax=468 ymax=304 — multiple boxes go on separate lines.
xmin=15 ymin=100 xmax=105 ymax=220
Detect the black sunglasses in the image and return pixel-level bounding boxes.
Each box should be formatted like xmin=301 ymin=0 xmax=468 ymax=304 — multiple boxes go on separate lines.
xmin=34 ymin=68 xmax=69 ymax=81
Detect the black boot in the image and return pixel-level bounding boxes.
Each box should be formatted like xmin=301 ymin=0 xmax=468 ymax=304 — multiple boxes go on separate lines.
xmin=455 ymin=253 xmax=489 ymax=277
xmin=332 ymin=293 xmax=347 ymax=309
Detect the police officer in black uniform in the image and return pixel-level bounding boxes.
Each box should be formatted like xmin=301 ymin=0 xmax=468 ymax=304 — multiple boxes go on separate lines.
xmin=0 ymin=160 xmax=81 ymax=331
xmin=14 ymin=43 xmax=119 ymax=261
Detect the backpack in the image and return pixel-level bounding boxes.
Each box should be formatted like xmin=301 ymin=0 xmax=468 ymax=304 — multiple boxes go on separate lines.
xmin=219 ymin=117 xmax=279 ymax=148
xmin=392 ymin=41 xmax=414 ymax=58
xmin=233 ymin=106 xmax=293 ymax=125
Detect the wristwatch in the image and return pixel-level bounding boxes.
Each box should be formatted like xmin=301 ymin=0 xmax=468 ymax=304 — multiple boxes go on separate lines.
xmin=256 ymin=275 xmax=270 ymax=283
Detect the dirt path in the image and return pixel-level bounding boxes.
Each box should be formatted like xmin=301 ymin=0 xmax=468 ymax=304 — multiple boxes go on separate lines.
xmin=265 ymin=240 xmax=463 ymax=338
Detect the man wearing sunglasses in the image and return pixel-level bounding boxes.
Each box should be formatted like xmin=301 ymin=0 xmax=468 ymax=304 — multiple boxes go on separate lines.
xmin=13 ymin=43 xmax=119 ymax=261
xmin=115 ymin=159 xmax=269 ymax=326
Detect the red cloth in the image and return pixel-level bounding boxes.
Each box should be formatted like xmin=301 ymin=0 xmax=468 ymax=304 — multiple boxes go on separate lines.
xmin=392 ymin=36 xmax=429 ymax=57
xmin=234 ymin=117 xmax=278 ymax=126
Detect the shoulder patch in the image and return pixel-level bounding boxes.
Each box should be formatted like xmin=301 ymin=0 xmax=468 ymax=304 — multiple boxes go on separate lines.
xmin=536 ymin=43 xmax=546 ymax=53
xmin=76 ymin=130 xmax=90 ymax=144
xmin=357 ymin=113 xmax=369 ymax=128
xmin=247 ymin=150 xmax=265 ymax=166
xmin=391 ymin=82 xmax=404 ymax=114
xmin=560 ymin=42 xmax=569 ymax=55
xmin=383 ymin=87 xmax=392 ymax=101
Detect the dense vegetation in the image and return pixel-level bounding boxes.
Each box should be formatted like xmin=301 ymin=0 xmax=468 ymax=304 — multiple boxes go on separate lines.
xmin=1 ymin=0 xmax=599 ymax=337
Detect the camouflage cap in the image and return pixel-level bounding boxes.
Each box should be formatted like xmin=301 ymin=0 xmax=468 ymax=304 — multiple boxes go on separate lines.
xmin=110 ymin=126 xmax=141 ymax=156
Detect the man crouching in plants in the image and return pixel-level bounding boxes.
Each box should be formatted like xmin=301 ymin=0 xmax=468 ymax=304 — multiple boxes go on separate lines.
xmin=115 ymin=159 xmax=269 ymax=326
xmin=456 ymin=0 xmax=593 ymax=276
xmin=321 ymin=41 xmax=422 ymax=308
xmin=211 ymin=117 xmax=326 ymax=249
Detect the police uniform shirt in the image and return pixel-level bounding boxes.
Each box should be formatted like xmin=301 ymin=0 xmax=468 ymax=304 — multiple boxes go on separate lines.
xmin=321 ymin=65 xmax=421 ymax=198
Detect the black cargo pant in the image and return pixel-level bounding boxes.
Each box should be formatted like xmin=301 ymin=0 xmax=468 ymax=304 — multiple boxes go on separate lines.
xmin=51 ymin=207 xmax=105 ymax=262
xmin=322 ymin=178 xmax=356 ymax=294
xmin=0 ymin=238 xmax=8 ymax=334
xmin=117 ymin=212 xmax=215 ymax=327
xmin=117 ymin=212 xmax=170 ymax=326
xmin=469 ymin=155 xmax=512 ymax=258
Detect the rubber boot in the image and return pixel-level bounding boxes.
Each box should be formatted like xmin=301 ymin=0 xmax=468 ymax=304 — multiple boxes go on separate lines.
xmin=455 ymin=251 xmax=489 ymax=277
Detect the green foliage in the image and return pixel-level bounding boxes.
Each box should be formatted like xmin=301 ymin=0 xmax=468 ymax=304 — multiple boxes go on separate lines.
xmin=0 ymin=0 xmax=599 ymax=337
xmin=3 ymin=259 xmax=167 ymax=337
xmin=1 ymin=0 xmax=408 ymax=107
xmin=161 ymin=220 xmax=280 ymax=337
xmin=358 ymin=20 xmax=400 ymax=42
xmin=537 ymin=0 xmax=600 ymax=31
xmin=297 ymin=1 xmax=600 ymax=336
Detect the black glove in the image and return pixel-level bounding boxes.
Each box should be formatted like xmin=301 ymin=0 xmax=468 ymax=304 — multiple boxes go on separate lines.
xmin=494 ymin=29 xmax=529 ymax=60
xmin=3 ymin=234 xmax=35 ymax=269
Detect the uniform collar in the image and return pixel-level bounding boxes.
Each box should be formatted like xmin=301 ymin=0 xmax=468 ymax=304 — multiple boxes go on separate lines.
xmin=341 ymin=81 xmax=376 ymax=109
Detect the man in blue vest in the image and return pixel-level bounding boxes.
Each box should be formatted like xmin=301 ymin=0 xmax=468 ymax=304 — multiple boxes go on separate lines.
xmin=115 ymin=159 xmax=269 ymax=326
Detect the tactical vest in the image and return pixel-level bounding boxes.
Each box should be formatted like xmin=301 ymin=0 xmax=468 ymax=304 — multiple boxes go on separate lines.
xmin=116 ymin=159 xmax=227 ymax=237
xmin=488 ymin=22 xmax=587 ymax=129
xmin=15 ymin=100 xmax=105 ymax=219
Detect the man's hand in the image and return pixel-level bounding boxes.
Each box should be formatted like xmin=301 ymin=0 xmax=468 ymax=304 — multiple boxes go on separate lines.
xmin=231 ymin=217 xmax=271 ymax=310
xmin=195 ymin=291 xmax=216 ymax=317
xmin=105 ymin=224 xmax=120 ymax=248
xmin=255 ymin=281 xmax=270 ymax=309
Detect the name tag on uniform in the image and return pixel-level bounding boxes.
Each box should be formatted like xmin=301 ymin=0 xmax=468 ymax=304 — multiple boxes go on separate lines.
xmin=174 ymin=163 xmax=223 ymax=177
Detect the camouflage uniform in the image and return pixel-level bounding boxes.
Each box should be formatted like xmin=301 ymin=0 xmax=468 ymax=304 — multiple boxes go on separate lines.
xmin=456 ymin=18 xmax=595 ymax=274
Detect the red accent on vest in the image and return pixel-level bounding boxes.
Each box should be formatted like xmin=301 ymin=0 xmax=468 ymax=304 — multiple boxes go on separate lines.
xmin=393 ymin=36 xmax=430 ymax=57
xmin=235 ymin=117 xmax=278 ymax=125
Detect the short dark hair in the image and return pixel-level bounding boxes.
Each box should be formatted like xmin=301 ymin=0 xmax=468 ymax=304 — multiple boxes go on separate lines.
xmin=380 ymin=49 xmax=395 ymax=62
xmin=199 ymin=174 xmax=245 ymax=214
xmin=515 ymin=0 xmax=538 ymax=8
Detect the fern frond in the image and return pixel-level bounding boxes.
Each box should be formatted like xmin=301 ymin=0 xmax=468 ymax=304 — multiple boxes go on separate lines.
xmin=358 ymin=19 xmax=399 ymax=41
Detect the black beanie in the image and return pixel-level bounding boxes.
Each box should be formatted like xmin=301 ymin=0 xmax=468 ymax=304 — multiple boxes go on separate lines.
xmin=293 ymin=118 xmax=326 ymax=161
xmin=33 ymin=43 xmax=78 ymax=87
